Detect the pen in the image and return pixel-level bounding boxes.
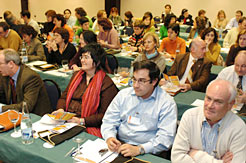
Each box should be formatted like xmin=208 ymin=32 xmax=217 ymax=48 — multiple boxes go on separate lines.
xmin=64 ymin=147 xmax=75 ymax=157
xmin=70 ymin=146 xmax=83 ymax=157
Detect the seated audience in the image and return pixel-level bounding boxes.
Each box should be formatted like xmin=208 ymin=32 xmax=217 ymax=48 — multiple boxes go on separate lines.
xmin=177 ymin=9 xmax=194 ymax=26
xmin=159 ymin=23 xmax=186 ymax=58
xmin=75 ymin=16 xmax=91 ymax=38
xmin=92 ymin=10 xmax=108 ymax=32
xmin=223 ymin=17 xmax=246 ymax=48
xmin=0 ymin=49 xmax=52 ymax=116
xmin=134 ymin=32 xmax=166 ymax=73
xmin=20 ymin=25 xmax=46 ymax=61
xmin=64 ymin=9 xmax=76 ymax=28
xmin=108 ymin=7 xmax=122 ymax=26
xmin=188 ymin=16 xmax=206 ymax=40
xmin=160 ymin=13 xmax=177 ymax=39
xmin=201 ymin=27 xmax=221 ymax=65
xmin=101 ymin=60 xmax=177 ymax=157
xmin=48 ymin=14 xmax=74 ymax=42
xmin=161 ymin=4 xmax=172 ymax=23
xmin=226 ymin=10 xmax=243 ymax=30
xmin=20 ymin=10 xmax=40 ymax=34
xmin=54 ymin=43 xmax=118 ymax=137
xmin=217 ymin=51 xmax=246 ymax=113
xmin=4 ymin=14 xmax=23 ymax=37
xmin=171 ymin=79 xmax=246 ymax=163
xmin=213 ymin=10 xmax=228 ymax=29
xmin=41 ymin=10 xmax=56 ymax=35
xmin=73 ymin=7 xmax=93 ymax=30
xmin=123 ymin=11 xmax=134 ymax=36
xmin=142 ymin=12 xmax=156 ymax=34
xmin=167 ymin=38 xmax=212 ymax=92
xmin=69 ymin=30 xmax=97 ymax=70
xmin=226 ymin=30 xmax=246 ymax=66
xmin=128 ymin=19 xmax=145 ymax=52
xmin=196 ymin=9 xmax=211 ymax=28
xmin=0 ymin=22 xmax=22 ymax=51
xmin=97 ymin=18 xmax=120 ymax=49
xmin=46 ymin=27 xmax=76 ymax=65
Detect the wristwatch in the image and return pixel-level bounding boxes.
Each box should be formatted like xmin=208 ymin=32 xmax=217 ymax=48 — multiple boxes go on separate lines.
xmin=138 ymin=145 xmax=145 ymax=155
xmin=79 ymin=118 xmax=85 ymax=126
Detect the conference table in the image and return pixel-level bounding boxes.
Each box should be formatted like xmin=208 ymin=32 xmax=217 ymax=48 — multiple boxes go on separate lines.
xmin=0 ymin=114 xmax=170 ymax=163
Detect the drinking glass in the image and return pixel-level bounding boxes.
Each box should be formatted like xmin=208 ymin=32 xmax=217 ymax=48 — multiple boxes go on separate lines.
xmin=72 ymin=136 xmax=86 ymax=162
xmin=8 ymin=110 xmax=21 ymax=138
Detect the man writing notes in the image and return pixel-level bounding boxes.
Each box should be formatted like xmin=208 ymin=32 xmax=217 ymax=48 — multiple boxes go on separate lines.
xmin=101 ymin=60 xmax=177 ymax=157
xmin=171 ymin=79 xmax=246 ymax=163
xmin=0 ymin=49 xmax=52 ymax=116
xmin=167 ymin=38 xmax=212 ymax=92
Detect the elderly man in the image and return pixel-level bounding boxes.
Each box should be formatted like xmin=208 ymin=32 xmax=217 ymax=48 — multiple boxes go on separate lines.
xmin=101 ymin=60 xmax=177 ymax=157
xmin=223 ymin=17 xmax=246 ymax=48
xmin=217 ymin=50 xmax=246 ymax=113
xmin=0 ymin=49 xmax=52 ymax=116
xmin=226 ymin=10 xmax=243 ymax=30
xmin=167 ymin=38 xmax=212 ymax=92
xmin=171 ymin=79 xmax=246 ymax=163
xmin=0 ymin=22 xmax=22 ymax=51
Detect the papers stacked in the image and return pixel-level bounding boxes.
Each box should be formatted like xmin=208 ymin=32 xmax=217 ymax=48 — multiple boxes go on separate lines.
xmin=73 ymin=138 xmax=118 ymax=163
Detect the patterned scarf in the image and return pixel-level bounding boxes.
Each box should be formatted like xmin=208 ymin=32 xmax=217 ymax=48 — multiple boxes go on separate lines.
xmin=66 ymin=70 xmax=106 ymax=137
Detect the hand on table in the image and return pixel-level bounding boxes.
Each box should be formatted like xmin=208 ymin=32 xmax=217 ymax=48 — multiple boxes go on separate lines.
xmin=67 ymin=117 xmax=84 ymax=125
xmin=106 ymin=137 xmax=121 ymax=152
xmin=51 ymin=108 xmax=64 ymax=115
xmin=179 ymin=84 xmax=191 ymax=92
xmin=118 ymin=144 xmax=140 ymax=157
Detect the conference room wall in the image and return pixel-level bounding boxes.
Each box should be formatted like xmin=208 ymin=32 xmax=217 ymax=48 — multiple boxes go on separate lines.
xmin=0 ymin=0 xmax=104 ymax=22
xmin=121 ymin=0 xmax=245 ymax=24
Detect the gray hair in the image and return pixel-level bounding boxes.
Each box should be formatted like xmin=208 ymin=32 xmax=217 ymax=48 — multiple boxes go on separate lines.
xmin=1 ymin=49 xmax=21 ymax=65
xmin=207 ymin=79 xmax=237 ymax=103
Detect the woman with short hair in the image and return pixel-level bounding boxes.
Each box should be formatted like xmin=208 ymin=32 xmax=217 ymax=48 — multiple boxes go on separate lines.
xmin=20 ymin=25 xmax=46 ymax=61
xmin=54 ymin=43 xmax=118 ymax=137
xmin=97 ymin=18 xmax=120 ymax=49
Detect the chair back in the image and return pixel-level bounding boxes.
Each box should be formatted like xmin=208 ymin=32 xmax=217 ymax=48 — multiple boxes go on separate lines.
xmin=43 ymin=79 xmax=61 ymax=110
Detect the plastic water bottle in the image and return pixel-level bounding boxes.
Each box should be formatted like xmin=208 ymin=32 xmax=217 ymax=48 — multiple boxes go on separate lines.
xmin=21 ymin=102 xmax=34 ymax=145
xmin=218 ymin=27 xmax=223 ymax=39
xmin=20 ymin=41 xmax=28 ymax=64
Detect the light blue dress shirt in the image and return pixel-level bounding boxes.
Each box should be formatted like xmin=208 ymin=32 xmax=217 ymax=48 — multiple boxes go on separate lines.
xmin=226 ymin=17 xmax=238 ymax=30
xmin=101 ymin=86 xmax=177 ymax=154
xmin=201 ymin=118 xmax=222 ymax=157
xmin=0 ymin=67 xmax=20 ymax=113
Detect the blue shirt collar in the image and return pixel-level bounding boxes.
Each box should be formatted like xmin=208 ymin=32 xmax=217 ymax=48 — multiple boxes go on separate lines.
xmin=11 ymin=67 xmax=20 ymax=82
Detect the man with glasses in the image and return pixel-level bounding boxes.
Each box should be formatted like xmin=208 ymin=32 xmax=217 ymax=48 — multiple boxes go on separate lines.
xmin=0 ymin=22 xmax=22 ymax=51
xmin=101 ymin=60 xmax=177 ymax=157
xmin=0 ymin=49 xmax=52 ymax=116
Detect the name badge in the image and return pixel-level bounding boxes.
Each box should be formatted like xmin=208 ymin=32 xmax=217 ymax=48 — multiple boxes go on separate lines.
xmin=127 ymin=116 xmax=141 ymax=125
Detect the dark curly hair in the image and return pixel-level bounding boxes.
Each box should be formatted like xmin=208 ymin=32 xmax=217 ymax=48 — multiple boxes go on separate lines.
xmin=200 ymin=27 xmax=218 ymax=43
xmin=20 ymin=25 xmax=38 ymax=38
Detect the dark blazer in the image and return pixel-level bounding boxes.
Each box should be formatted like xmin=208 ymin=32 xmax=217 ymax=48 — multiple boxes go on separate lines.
xmin=167 ymin=53 xmax=212 ymax=92
xmin=0 ymin=65 xmax=52 ymax=116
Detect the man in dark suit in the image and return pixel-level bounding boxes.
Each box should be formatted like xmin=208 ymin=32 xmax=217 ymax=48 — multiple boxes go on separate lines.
xmin=167 ymin=38 xmax=212 ymax=92
xmin=0 ymin=49 xmax=52 ymax=116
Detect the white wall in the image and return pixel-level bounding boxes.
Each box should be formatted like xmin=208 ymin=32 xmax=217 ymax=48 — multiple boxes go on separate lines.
xmin=120 ymin=0 xmax=246 ymax=24
xmin=0 ymin=0 xmax=22 ymax=20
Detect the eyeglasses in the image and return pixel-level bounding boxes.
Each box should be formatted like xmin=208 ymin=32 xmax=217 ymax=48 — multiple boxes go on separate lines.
xmin=131 ymin=77 xmax=151 ymax=85
xmin=79 ymin=55 xmax=91 ymax=60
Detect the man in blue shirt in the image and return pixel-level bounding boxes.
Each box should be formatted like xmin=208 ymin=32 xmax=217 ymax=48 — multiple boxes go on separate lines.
xmin=101 ymin=60 xmax=177 ymax=157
